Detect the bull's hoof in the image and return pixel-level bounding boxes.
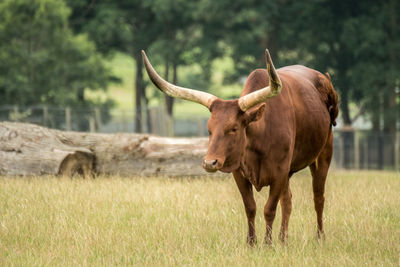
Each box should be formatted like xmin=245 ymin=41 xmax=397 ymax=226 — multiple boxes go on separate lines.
xmin=264 ymin=235 xmax=273 ymax=246
xmin=317 ymin=230 xmax=326 ymax=241
xmin=279 ymin=232 xmax=288 ymax=244
xmin=247 ymin=236 xmax=257 ymax=247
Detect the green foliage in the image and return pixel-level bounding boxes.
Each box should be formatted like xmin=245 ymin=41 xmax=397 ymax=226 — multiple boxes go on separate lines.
xmin=0 ymin=0 xmax=113 ymax=109
xmin=2 ymin=0 xmax=399 ymax=132
xmin=286 ymin=0 xmax=400 ymax=130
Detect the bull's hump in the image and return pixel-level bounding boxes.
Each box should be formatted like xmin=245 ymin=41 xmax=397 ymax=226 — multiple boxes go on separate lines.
xmin=241 ymin=69 xmax=269 ymax=96
xmin=277 ymin=65 xmax=319 ymax=80
xmin=242 ymin=65 xmax=316 ymax=95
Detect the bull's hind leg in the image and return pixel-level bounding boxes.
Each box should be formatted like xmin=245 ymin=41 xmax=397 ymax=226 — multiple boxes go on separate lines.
xmin=233 ymin=171 xmax=257 ymax=246
xmin=310 ymin=132 xmax=333 ymax=239
xmin=279 ymin=182 xmax=292 ymax=243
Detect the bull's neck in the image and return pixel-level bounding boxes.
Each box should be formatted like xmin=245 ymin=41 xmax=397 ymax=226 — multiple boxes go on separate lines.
xmin=238 ymin=124 xmax=266 ymax=190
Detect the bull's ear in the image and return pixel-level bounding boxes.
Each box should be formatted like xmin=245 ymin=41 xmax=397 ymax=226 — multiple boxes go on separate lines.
xmin=244 ymin=103 xmax=265 ymax=125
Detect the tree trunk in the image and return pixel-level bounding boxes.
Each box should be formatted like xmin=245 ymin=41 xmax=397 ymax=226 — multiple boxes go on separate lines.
xmin=166 ymin=62 xmax=177 ymax=116
xmin=384 ymin=0 xmax=398 ymax=134
xmin=77 ymin=87 xmax=84 ymax=102
xmin=164 ymin=60 xmax=175 ymax=117
xmin=144 ymin=91 xmax=152 ymax=133
xmin=370 ymin=92 xmax=382 ymax=132
xmin=0 ymin=122 xmax=224 ymax=178
xmin=164 ymin=62 xmax=177 ymax=136
xmin=339 ymin=88 xmax=352 ymax=126
xmin=134 ymin=52 xmax=143 ymax=133
xmin=164 ymin=58 xmax=173 ymax=116
xmin=383 ymin=91 xmax=396 ymax=134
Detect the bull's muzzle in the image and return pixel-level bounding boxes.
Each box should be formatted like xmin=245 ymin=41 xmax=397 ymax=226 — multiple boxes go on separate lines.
xmin=202 ymin=159 xmax=220 ymax=172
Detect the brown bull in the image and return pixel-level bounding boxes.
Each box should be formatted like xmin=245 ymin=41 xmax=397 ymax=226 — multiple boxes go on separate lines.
xmin=142 ymin=49 xmax=338 ymax=245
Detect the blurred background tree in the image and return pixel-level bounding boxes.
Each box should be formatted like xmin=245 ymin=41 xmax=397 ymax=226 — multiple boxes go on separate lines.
xmin=0 ymin=0 xmax=113 ymax=107
xmin=281 ymin=0 xmax=399 ymax=132
xmin=1 ymin=0 xmax=399 ymax=134
xmin=0 ymin=0 xmax=114 ymax=130
xmin=66 ymin=0 xmax=161 ymax=133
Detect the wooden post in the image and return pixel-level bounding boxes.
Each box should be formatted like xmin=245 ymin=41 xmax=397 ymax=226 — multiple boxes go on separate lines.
xmin=363 ymin=137 xmax=369 ymax=169
xmin=11 ymin=105 xmax=18 ymax=121
xmin=43 ymin=106 xmax=49 ymax=127
xmin=149 ymin=108 xmax=158 ymax=135
xmin=122 ymin=109 xmax=128 ymax=132
xmin=167 ymin=115 xmax=174 ymax=137
xmin=395 ymin=131 xmax=400 ymax=171
xmin=196 ymin=119 xmax=204 ymax=137
xmin=354 ymin=131 xmax=360 ymax=169
xmin=158 ymin=106 xmax=168 ymax=136
xmin=337 ymin=132 xmax=344 ymax=169
xmin=65 ymin=107 xmax=71 ymax=131
xmin=378 ymin=132 xmax=384 ymax=170
xmin=89 ymin=117 xmax=96 ymax=133
xmin=94 ymin=108 xmax=102 ymax=131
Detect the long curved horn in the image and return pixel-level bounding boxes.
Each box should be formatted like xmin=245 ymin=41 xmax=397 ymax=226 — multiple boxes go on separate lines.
xmin=142 ymin=50 xmax=218 ymax=109
xmin=238 ymin=49 xmax=282 ymax=112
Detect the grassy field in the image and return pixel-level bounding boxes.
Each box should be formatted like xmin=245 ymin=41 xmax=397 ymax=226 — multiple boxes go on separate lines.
xmin=1 ymin=171 xmax=399 ymax=266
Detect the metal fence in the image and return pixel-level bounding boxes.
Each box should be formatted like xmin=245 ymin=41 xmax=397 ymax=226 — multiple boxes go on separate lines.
xmin=333 ymin=130 xmax=400 ymax=171
xmin=0 ymin=105 xmax=105 ymax=132
xmin=0 ymin=105 xmax=209 ymax=135
xmin=1 ymin=105 xmax=399 ymax=171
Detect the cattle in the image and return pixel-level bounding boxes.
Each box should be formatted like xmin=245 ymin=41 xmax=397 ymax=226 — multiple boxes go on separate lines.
xmin=142 ymin=49 xmax=339 ymax=245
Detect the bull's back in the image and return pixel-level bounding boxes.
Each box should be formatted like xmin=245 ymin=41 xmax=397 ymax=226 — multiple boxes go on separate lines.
xmin=243 ymin=66 xmax=333 ymax=173
xmin=278 ymin=66 xmax=332 ymax=171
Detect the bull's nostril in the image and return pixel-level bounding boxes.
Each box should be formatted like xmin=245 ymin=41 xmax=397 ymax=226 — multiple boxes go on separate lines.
xmin=203 ymin=159 xmax=219 ymax=168
xmin=203 ymin=159 xmax=220 ymax=172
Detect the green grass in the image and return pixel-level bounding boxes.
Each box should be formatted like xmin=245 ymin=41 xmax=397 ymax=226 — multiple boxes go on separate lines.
xmin=1 ymin=171 xmax=399 ymax=266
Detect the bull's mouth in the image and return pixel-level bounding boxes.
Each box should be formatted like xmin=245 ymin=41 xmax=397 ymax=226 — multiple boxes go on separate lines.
xmin=202 ymin=161 xmax=221 ymax=173
xmin=202 ymin=157 xmax=239 ymax=173
xmin=203 ymin=166 xmax=218 ymax=173
xmin=202 ymin=157 xmax=224 ymax=173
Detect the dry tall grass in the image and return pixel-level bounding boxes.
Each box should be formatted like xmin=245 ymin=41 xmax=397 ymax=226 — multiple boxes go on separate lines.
xmin=1 ymin=170 xmax=399 ymax=266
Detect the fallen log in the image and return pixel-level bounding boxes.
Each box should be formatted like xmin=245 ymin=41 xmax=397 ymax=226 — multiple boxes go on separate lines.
xmin=0 ymin=122 xmax=227 ymax=177
xmin=0 ymin=122 xmax=94 ymax=176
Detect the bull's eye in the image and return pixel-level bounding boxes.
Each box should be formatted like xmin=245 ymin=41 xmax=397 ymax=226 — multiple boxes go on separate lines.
xmin=228 ymin=128 xmax=238 ymax=135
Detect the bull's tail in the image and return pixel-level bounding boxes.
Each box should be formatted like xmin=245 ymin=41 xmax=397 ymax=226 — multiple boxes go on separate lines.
xmin=322 ymin=72 xmax=339 ymax=126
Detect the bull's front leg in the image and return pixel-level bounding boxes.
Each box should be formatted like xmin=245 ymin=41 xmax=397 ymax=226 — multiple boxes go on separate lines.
xmin=233 ymin=171 xmax=257 ymax=246
xmin=264 ymin=178 xmax=287 ymax=245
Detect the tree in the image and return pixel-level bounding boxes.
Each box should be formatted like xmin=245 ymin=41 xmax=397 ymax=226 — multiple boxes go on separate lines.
xmin=193 ymin=0 xmax=293 ymax=86
xmin=149 ymin=0 xmax=197 ymax=117
xmin=290 ymin=0 xmax=400 ymax=131
xmin=287 ymin=0 xmax=362 ymax=126
xmin=0 ymin=0 xmax=113 ymax=129
xmin=148 ymin=0 xmax=225 ymax=136
xmin=66 ymin=0 xmax=161 ymax=133
xmin=346 ymin=0 xmax=400 ymax=133
xmin=64 ymin=0 xmax=400 ymax=133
